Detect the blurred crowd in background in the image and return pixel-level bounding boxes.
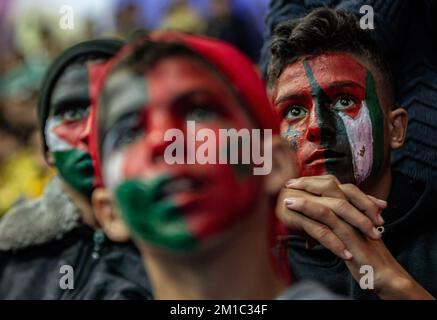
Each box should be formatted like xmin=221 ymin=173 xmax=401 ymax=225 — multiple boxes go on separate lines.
xmin=0 ymin=0 xmax=268 ymax=217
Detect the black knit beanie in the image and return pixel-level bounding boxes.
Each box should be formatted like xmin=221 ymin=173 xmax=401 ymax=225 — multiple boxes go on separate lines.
xmin=37 ymin=38 xmax=125 ymax=155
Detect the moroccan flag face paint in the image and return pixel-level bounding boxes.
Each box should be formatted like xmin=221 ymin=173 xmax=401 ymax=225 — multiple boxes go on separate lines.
xmin=100 ymin=57 xmax=262 ymax=251
xmin=45 ymin=63 xmax=96 ymax=197
xmin=273 ymin=53 xmax=384 ymax=184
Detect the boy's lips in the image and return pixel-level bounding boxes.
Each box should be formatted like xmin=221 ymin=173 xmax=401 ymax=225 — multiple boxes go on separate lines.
xmin=160 ymin=177 xmax=202 ymax=198
xmin=153 ymin=173 xmax=209 ymax=213
xmin=304 ymin=149 xmax=345 ymax=166
xmin=155 ymin=173 xmax=205 ymax=201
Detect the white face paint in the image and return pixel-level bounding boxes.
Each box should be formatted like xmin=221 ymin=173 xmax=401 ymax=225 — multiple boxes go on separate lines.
xmin=45 ymin=105 xmax=91 ymax=153
xmin=103 ymin=148 xmax=125 ymax=192
xmin=339 ymin=101 xmax=373 ymax=185
xmin=45 ymin=117 xmax=74 ymax=152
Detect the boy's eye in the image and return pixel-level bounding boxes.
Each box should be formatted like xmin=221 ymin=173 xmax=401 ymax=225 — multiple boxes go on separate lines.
xmin=284 ymin=105 xmax=307 ymax=121
xmin=332 ymin=96 xmax=356 ymax=110
xmin=104 ymin=112 xmax=143 ymax=153
xmin=185 ymin=106 xmax=219 ymax=122
xmin=59 ymin=106 xmax=90 ymax=122
xmin=117 ymin=127 xmax=140 ymax=147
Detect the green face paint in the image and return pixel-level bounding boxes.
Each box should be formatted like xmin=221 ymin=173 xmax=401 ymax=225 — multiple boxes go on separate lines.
xmin=53 ymin=149 xmax=94 ymax=198
xmin=45 ymin=112 xmax=94 ymax=198
xmin=46 ymin=62 xmax=97 ymax=198
xmin=101 ymin=57 xmax=264 ymax=253
xmin=366 ymin=72 xmax=384 ymax=176
xmin=115 ymin=175 xmax=197 ymax=250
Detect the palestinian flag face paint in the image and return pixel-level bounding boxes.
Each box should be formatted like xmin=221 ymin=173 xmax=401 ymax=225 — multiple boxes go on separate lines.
xmin=100 ymin=57 xmax=262 ymax=251
xmin=45 ymin=63 xmax=95 ymax=197
xmin=273 ymin=53 xmax=384 ymax=184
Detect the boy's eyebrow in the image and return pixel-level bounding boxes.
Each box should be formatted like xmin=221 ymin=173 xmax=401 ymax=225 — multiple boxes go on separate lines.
xmin=51 ymin=96 xmax=90 ymax=115
xmin=274 ymin=80 xmax=364 ymax=106
xmin=324 ymin=80 xmax=364 ymax=91
xmin=274 ymin=92 xmax=307 ymax=106
xmin=170 ymin=89 xmax=213 ymax=105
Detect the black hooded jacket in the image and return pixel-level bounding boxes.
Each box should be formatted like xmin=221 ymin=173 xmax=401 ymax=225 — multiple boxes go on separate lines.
xmin=0 ymin=177 xmax=153 ymax=299
xmin=287 ymin=171 xmax=437 ymax=299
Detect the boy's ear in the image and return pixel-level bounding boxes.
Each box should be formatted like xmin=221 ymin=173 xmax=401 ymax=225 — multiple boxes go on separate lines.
xmin=92 ymin=187 xmax=131 ymax=242
xmin=388 ymin=107 xmax=408 ymax=150
xmin=265 ymin=136 xmax=298 ymax=195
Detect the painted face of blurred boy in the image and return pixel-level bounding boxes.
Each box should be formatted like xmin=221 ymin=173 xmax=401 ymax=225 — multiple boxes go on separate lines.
xmin=100 ymin=56 xmax=262 ymax=251
xmin=45 ymin=62 xmax=96 ymax=198
xmin=273 ymin=53 xmax=385 ymax=185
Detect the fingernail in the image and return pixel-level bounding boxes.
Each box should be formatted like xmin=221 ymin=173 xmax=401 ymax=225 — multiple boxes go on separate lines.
xmin=284 ymin=198 xmax=295 ymax=206
xmin=376 ymin=199 xmax=387 ymax=207
xmin=343 ymin=249 xmax=353 ymax=260
xmin=377 ymin=214 xmax=385 ymax=225
xmin=372 ymin=227 xmax=382 ymax=239
xmin=285 ymin=179 xmax=297 ymax=187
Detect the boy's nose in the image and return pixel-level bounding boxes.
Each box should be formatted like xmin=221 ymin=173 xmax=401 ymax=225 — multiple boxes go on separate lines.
xmin=147 ymin=112 xmax=180 ymax=164
xmin=305 ymin=106 xmax=322 ymax=144
xmin=77 ymin=114 xmax=92 ymax=151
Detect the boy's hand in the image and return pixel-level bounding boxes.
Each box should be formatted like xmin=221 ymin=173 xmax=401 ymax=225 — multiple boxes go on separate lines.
xmin=278 ymin=175 xmax=434 ymax=299
xmin=277 ymin=175 xmax=386 ymax=259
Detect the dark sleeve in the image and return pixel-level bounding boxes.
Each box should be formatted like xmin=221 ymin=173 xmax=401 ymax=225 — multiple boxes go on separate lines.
xmin=335 ymin=1 xmax=414 ymax=56
xmin=259 ymin=0 xmax=414 ymax=77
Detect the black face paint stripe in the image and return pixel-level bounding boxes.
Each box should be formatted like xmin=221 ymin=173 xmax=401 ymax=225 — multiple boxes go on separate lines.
xmin=302 ymin=60 xmax=355 ymax=183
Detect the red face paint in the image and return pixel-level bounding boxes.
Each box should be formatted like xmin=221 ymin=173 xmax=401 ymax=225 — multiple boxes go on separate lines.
xmin=274 ymin=53 xmax=377 ymax=184
xmin=103 ymin=57 xmax=263 ymax=247
xmin=46 ymin=62 xmax=107 ymax=197
xmin=51 ymin=116 xmax=90 ymax=151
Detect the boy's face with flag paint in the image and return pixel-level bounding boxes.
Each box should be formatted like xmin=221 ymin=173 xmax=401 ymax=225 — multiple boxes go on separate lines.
xmin=99 ymin=56 xmax=262 ymax=251
xmin=273 ymin=53 xmax=386 ymax=185
xmin=45 ymin=61 xmax=99 ymax=198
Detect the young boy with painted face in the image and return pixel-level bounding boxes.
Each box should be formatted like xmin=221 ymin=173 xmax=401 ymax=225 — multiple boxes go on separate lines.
xmin=267 ymin=9 xmax=437 ymax=299
xmin=91 ymin=33 xmax=340 ymax=299
xmin=0 ymin=40 xmax=152 ymax=300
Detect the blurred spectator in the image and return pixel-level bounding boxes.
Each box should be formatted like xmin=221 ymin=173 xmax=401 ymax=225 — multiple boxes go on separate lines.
xmin=38 ymin=23 xmax=63 ymax=60
xmin=0 ymin=117 xmax=20 ymax=167
xmin=0 ymin=113 xmax=54 ymax=217
xmin=160 ymin=0 xmax=206 ymax=34
xmin=206 ymin=0 xmax=259 ymax=62
xmin=231 ymin=0 xmax=267 ymax=62
xmin=206 ymin=0 xmax=245 ymax=50
xmin=115 ymin=0 xmax=147 ymax=39
xmin=0 ymin=50 xmax=45 ymax=139
xmin=0 ymin=51 xmax=54 ymax=217
xmin=0 ymin=0 xmax=13 ymax=61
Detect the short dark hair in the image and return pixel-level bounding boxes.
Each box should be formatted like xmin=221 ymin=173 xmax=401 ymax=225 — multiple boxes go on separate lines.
xmin=266 ymin=8 xmax=393 ymax=101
